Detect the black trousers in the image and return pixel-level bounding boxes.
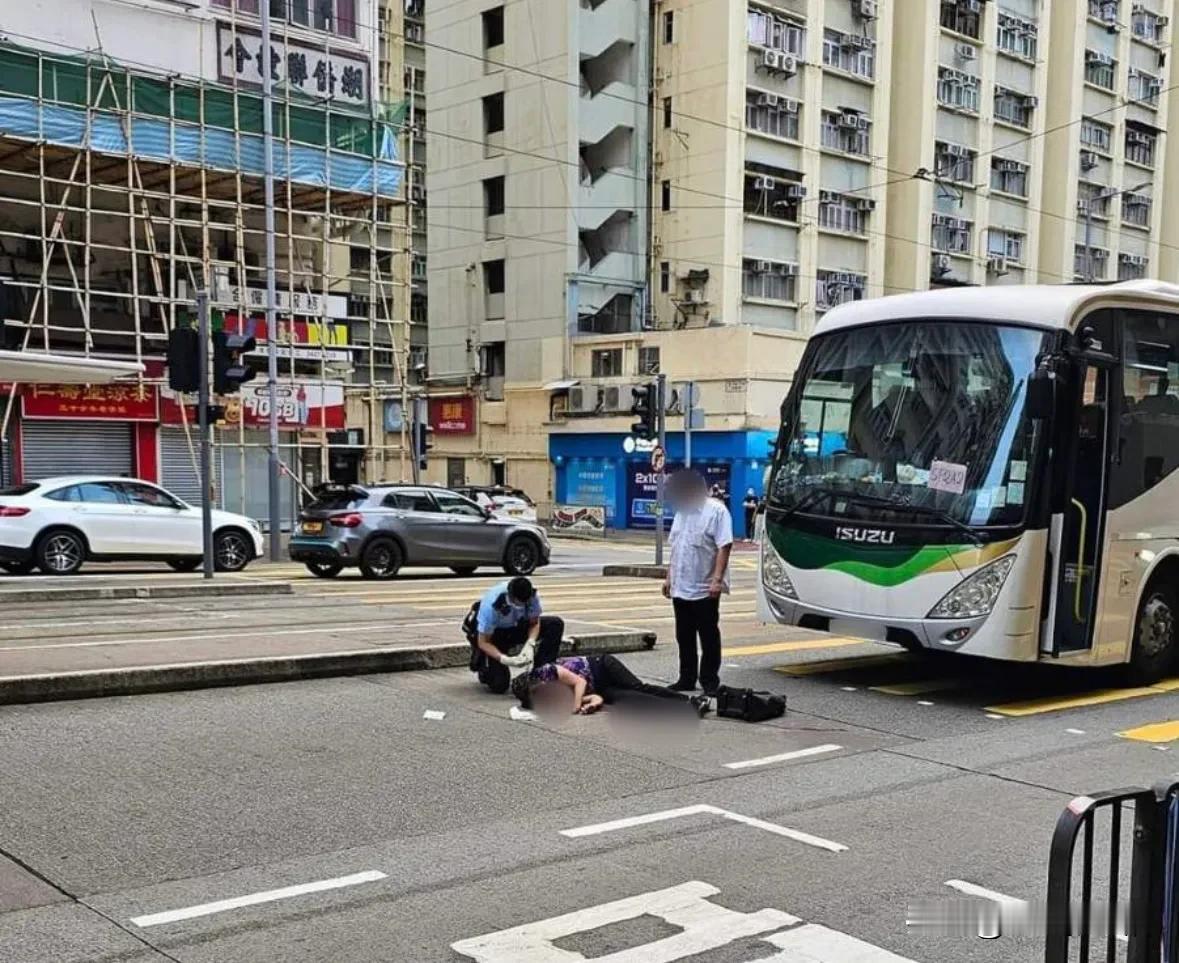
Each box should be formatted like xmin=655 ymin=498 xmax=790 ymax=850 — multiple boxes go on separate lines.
xmin=672 ymin=596 xmax=722 ymax=691
xmin=478 ymin=616 xmax=564 ymax=694
xmin=589 ymin=654 xmax=695 ymax=716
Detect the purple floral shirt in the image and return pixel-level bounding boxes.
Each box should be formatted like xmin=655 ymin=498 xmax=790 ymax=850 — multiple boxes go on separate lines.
xmin=531 ymin=656 xmax=594 ymax=692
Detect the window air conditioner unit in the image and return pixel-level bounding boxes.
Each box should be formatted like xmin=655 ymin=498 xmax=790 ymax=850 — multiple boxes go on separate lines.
xmin=785 ymin=183 xmax=807 ymax=199
xmin=753 ymin=175 xmax=776 ymax=191
xmin=568 ymin=386 xmax=601 ymax=414
xmin=1024 ymin=94 xmax=1039 ymax=108
xmin=784 ymin=99 xmax=800 ymax=113
xmin=601 ymin=385 xmax=622 ymax=412
xmin=956 ymin=43 xmax=977 ymax=61
xmin=754 ymin=259 xmax=773 ymax=273
xmin=761 ymin=48 xmax=781 ymax=71
xmin=840 ymin=109 xmax=861 ymax=127
xmin=987 ymin=255 xmax=1009 ymax=275
xmin=777 ymin=262 xmax=798 ymax=276
xmin=780 ymin=54 xmax=799 ymax=76
xmin=1076 ymin=198 xmax=1090 ymax=212
xmin=1159 ymin=16 xmax=1170 ymax=27
xmin=1100 ymin=2 xmax=1119 ymax=26
xmin=858 ymin=0 xmax=878 ymax=18
xmin=998 ymin=159 xmax=1021 ymax=172
xmin=855 ymin=197 xmax=877 ymax=211
xmin=965 ymin=0 xmax=982 ymax=12
xmin=685 ymin=289 xmax=707 ymax=305
xmin=932 ymin=253 xmax=952 ymax=276
xmin=757 ymin=92 xmax=780 ymax=107
xmin=856 ymin=115 xmax=871 ymax=129
xmin=1080 ymin=150 xmax=1100 ymax=170
xmin=819 ymin=190 xmax=840 ymax=203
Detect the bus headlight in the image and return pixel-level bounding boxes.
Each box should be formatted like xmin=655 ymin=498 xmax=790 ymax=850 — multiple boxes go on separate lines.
xmin=927 ymin=556 xmax=1016 ymax=620
xmin=761 ymin=537 xmax=797 ymax=600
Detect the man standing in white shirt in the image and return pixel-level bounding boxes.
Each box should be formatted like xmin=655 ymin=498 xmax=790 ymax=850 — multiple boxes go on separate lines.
xmin=662 ymin=470 xmax=734 ymax=695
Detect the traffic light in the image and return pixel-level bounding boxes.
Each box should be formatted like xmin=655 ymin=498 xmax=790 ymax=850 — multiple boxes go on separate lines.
xmin=167 ymin=325 xmax=201 ymax=392
xmin=212 ymin=331 xmax=257 ymax=395
xmin=414 ymin=420 xmax=433 ymax=471
xmin=630 ymin=382 xmax=658 ymax=440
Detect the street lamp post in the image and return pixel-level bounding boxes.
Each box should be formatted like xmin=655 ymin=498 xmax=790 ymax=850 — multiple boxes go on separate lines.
xmin=260 ymin=0 xmax=281 ymax=560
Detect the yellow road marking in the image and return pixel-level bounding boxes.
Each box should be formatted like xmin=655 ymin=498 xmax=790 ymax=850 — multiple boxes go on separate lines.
xmin=1119 ymin=720 xmax=1179 ymax=743
xmin=986 ymin=686 xmax=1162 ymax=716
xmin=726 ymin=637 xmax=868 ymax=657
xmin=774 ymin=652 xmax=910 ymax=677
xmin=870 ymin=678 xmax=964 ymax=696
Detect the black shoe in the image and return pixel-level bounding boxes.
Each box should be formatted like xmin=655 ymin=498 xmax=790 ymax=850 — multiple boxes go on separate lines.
xmin=701 ymin=686 xmax=720 ymax=698
xmin=689 ymin=694 xmax=711 ymax=718
xmin=669 ymin=680 xmax=697 ymax=692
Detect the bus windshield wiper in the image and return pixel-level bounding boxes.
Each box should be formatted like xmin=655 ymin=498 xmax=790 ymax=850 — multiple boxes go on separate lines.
xmin=775 ymin=487 xmax=834 ymax=523
xmin=838 ymin=491 xmax=983 ymax=545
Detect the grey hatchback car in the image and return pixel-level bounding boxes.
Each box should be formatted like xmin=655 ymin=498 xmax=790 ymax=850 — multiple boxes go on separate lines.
xmin=287 ymin=484 xmax=552 ymax=579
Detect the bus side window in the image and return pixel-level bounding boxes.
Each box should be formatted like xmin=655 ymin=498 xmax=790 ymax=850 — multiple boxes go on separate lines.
xmin=1112 ymin=310 xmax=1179 ymax=507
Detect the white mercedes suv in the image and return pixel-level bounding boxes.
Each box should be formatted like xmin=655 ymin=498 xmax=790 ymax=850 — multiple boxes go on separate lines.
xmin=0 ymin=476 xmax=264 ymax=575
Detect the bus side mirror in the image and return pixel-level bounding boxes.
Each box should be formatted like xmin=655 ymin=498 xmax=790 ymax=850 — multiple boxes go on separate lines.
xmin=1027 ymin=370 xmax=1055 ymax=420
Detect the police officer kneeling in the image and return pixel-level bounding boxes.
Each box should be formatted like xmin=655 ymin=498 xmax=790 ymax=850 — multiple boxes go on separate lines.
xmin=466 ymin=577 xmax=564 ymax=694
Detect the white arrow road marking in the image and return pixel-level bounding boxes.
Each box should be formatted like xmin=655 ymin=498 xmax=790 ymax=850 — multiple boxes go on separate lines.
xmin=130 ymin=871 xmax=387 ymax=927
xmin=749 ymin=923 xmax=918 ymax=961
xmin=559 ymin=804 xmax=848 ymax=853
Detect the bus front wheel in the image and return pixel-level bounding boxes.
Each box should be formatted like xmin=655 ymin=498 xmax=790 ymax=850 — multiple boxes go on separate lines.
xmin=1128 ymin=581 xmax=1178 ymax=684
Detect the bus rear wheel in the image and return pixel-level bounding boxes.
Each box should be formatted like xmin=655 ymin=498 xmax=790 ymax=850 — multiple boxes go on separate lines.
xmin=1127 ymin=580 xmax=1179 ymax=685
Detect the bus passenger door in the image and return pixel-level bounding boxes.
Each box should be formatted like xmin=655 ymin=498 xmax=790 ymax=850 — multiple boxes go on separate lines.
xmin=1051 ymin=364 xmax=1112 ymax=653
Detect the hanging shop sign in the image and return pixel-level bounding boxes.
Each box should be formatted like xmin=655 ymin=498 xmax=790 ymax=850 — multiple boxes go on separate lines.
xmin=21 ymin=383 xmax=158 ymax=422
xmin=161 ymin=382 xmax=345 ymax=431
xmin=430 ymin=396 xmax=475 ymax=435
xmin=217 ymin=24 xmax=371 ymax=106
xmin=176 ymin=282 xmax=349 ymax=320
xmin=223 ymin=313 xmax=352 ymax=364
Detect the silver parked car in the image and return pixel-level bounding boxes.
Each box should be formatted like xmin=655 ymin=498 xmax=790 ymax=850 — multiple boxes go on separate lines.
xmin=287 ymin=483 xmax=552 ymax=580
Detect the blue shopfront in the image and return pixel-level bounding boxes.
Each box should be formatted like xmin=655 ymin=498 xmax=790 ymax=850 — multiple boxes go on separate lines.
xmin=549 ymin=430 xmax=775 ymax=538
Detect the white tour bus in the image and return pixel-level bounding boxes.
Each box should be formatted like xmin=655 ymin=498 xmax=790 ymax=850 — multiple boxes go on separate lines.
xmin=758 ymin=280 xmax=1179 ymax=682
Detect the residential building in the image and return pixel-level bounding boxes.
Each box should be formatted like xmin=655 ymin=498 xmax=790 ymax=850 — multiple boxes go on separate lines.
xmin=0 ymin=0 xmax=408 ymax=518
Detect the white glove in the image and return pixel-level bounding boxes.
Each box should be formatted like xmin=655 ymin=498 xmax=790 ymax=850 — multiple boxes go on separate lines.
xmin=500 ymin=651 xmax=531 ymax=668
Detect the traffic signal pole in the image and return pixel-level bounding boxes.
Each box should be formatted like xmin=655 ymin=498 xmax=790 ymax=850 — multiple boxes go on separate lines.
xmin=197 ymin=288 xmax=214 ymax=580
xmin=260 ymin=0 xmax=281 ymax=562
xmin=655 ymin=372 xmax=667 ymax=567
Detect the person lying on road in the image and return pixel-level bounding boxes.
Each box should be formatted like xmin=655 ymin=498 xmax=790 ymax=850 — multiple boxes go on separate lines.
xmin=468 ymin=577 xmax=564 ymax=694
xmin=511 ymin=654 xmax=710 ymax=718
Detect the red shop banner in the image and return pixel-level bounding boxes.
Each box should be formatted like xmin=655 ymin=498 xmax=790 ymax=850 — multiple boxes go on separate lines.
xmin=430 ymin=396 xmax=475 ymax=435
xmin=21 ymin=383 xmax=158 ymax=422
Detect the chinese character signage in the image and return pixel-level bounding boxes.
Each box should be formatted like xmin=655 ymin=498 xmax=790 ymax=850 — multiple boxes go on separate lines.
xmin=217 ymin=24 xmax=370 ymax=106
xmin=566 ymin=460 xmax=617 ymax=523
xmin=22 ymin=383 xmax=158 ymax=422
xmin=223 ymin=313 xmax=351 ymax=363
xmin=175 ymin=282 xmax=349 ymax=320
xmin=430 ymin=396 xmax=475 ymax=435
xmin=162 ymin=383 xmax=345 ymax=431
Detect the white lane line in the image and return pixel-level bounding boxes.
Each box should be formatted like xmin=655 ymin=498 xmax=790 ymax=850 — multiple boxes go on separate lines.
xmin=1066 ymin=728 xmax=1086 ymax=735
xmin=130 ymin=870 xmax=387 ymax=928
xmin=559 ymin=803 xmax=848 ymax=853
xmin=724 ymin=744 xmax=843 ymax=770
xmin=943 ymin=880 xmax=1025 ymax=908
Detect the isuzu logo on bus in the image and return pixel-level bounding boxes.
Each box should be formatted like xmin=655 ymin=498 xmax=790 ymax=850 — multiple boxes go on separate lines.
xmin=835 ymin=527 xmax=896 ymax=544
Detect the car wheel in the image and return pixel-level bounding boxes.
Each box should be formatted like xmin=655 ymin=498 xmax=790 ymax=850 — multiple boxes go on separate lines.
xmin=36 ymin=529 xmax=86 ymax=576
xmin=450 ymin=566 xmax=477 ymax=577
xmin=306 ymin=560 xmax=344 ymax=579
xmin=360 ymin=538 xmax=402 ymax=580
xmin=0 ymin=559 xmax=35 ymax=575
xmin=503 ymin=536 xmax=540 ymax=577
xmin=214 ymin=529 xmax=252 ymax=573
xmin=167 ymin=559 xmax=202 ymax=573
xmin=1127 ymin=580 xmax=1179 ymax=684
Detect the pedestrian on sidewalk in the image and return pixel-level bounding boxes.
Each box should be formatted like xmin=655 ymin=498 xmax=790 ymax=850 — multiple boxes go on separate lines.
xmin=467 ymin=577 xmax=564 ymax=694
xmin=662 ymin=469 xmax=733 ymax=696
xmin=742 ymin=487 xmax=759 ymax=541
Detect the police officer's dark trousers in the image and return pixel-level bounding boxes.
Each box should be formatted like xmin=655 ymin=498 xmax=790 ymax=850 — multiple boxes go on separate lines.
xmin=479 ymin=616 xmax=564 ymax=694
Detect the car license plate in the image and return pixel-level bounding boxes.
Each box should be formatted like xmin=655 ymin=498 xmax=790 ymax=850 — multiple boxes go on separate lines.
xmin=508 ymin=509 xmax=523 ymax=516
xmin=302 ymin=521 xmax=324 ymax=534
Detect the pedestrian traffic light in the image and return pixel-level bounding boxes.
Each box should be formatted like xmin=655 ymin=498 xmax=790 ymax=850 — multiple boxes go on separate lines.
xmin=414 ymin=420 xmax=433 ymax=471
xmin=167 ymin=325 xmax=201 ymax=393
xmin=630 ymin=382 xmax=658 ymax=440
xmin=212 ymin=331 xmax=257 ymax=395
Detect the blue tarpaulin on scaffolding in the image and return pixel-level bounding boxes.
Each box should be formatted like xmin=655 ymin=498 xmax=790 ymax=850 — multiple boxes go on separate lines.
xmin=0 ymin=96 xmax=402 ymax=197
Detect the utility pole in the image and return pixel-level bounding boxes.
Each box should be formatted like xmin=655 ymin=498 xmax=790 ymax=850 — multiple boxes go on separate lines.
xmin=683 ymin=381 xmax=694 ymax=469
xmin=197 ymin=287 xmax=214 ymax=580
xmin=260 ymin=0 xmax=281 ymax=560
xmin=655 ymin=372 xmax=667 ymax=566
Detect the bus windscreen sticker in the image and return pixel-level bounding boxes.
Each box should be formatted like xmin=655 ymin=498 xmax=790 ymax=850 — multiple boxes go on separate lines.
xmin=1009 ymin=460 xmax=1028 ymax=482
xmin=929 ymin=460 xmax=968 ymax=495
xmin=1008 ymin=481 xmax=1026 ymax=504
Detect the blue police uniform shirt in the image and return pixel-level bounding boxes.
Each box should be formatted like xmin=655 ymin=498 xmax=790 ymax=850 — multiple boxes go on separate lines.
xmin=476 ymin=581 xmax=542 ymax=634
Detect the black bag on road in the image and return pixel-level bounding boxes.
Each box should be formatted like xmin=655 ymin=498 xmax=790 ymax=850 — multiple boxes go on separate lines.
xmin=715 ymin=685 xmax=786 ymax=722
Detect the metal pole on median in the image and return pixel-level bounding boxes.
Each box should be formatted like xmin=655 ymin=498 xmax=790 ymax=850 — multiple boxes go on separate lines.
xmin=261 ymin=0 xmax=281 ymax=560
xmin=197 ymin=288 xmax=214 ymax=580
xmin=684 ymin=380 xmax=693 ymax=469
xmin=655 ymin=372 xmax=667 ymax=566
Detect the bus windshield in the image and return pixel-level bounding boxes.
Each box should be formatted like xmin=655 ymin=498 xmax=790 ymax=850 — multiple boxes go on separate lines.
xmin=769 ymin=320 xmax=1052 ymax=530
